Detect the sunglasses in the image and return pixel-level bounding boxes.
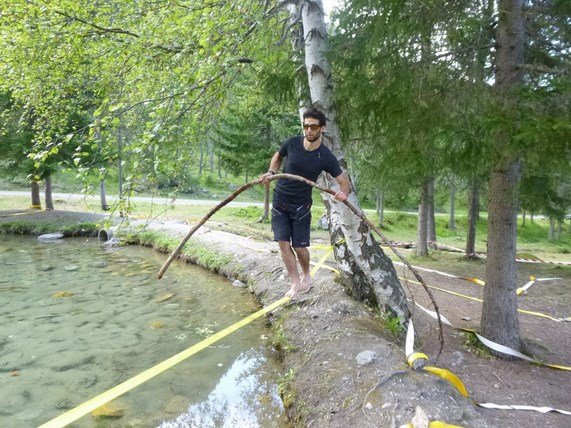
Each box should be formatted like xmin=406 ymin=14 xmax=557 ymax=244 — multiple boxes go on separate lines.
xmin=303 ymin=124 xmax=321 ymax=131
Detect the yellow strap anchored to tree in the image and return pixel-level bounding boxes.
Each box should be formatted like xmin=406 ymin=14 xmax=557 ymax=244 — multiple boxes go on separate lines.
xmin=400 ymin=276 xmax=567 ymax=323
xmin=39 ymin=296 xmax=291 ymax=428
xmin=423 ymin=366 xmax=469 ymax=397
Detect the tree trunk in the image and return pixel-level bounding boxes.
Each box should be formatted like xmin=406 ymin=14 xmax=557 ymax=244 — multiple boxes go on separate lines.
xmin=208 ymin=140 xmax=214 ymax=175
xmin=30 ymin=181 xmax=41 ymax=209
xmin=417 ymin=179 xmax=429 ymax=257
xmin=95 ymin=122 xmax=110 ymax=211
xmin=198 ymin=142 xmax=204 ymax=176
xmin=530 ymin=213 xmax=534 ymax=223
xmin=521 ymin=209 xmax=526 ymax=227
xmin=376 ymin=188 xmax=384 ymax=227
xmin=100 ymin=180 xmax=109 ymax=211
xmin=427 ymin=177 xmax=437 ymax=249
xmin=257 ymin=182 xmax=270 ymax=223
xmin=449 ymin=183 xmax=456 ymax=230
xmin=299 ymin=0 xmax=409 ymax=318
xmin=117 ymin=124 xmax=124 ymax=201
xmin=548 ymin=217 xmax=555 ymax=241
xmin=466 ymin=179 xmax=480 ymax=256
xmin=481 ymin=160 xmax=522 ymax=353
xmin=481 ymin=0 xmax=525 ymax=354
xmin=44 ymin=174 xmax=54 ymax=210
xmin=556 ymin=220 xmax=562 ymax=240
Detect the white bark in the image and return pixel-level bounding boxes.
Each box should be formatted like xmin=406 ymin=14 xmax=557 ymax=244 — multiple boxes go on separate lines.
xmin=300 ymin=0 xmax=409 ymax=318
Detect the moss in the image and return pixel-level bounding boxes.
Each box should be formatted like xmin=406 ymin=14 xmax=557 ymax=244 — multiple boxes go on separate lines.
xmin=277 ymin=368 xmax=297 ymax=409
xmin=0 ymin=220 xmax=99 ymax=236
xmin=461 ymin=331 xmax=493 ymax=358
xmin=123 ymin=230 xmax=234 ymax=273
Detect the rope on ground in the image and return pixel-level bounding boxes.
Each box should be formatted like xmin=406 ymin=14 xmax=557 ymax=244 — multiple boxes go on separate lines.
xmin=156 ymin=174 xmax=444 ymax=360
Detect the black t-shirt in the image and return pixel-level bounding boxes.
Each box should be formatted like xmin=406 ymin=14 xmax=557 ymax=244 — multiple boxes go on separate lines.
xmin=274 ymin=136 xmax=343 ymax=205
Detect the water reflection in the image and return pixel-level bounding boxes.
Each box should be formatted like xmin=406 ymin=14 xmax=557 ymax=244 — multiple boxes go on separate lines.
xmin=160 ymin=350 xmax=285 ymax=428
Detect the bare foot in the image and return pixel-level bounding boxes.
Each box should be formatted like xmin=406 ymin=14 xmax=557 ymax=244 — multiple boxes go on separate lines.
xmin=285 ymin=277 xmax=312 ymax=299
xmin=299 ymin=274 xmax=312 ymax=294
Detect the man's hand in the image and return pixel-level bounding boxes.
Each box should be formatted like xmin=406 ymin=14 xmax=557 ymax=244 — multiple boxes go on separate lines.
xmin=334 ymin=191 xmax=348 ymax=202
xmin=260 ymin=171 xmax=275 ymax=184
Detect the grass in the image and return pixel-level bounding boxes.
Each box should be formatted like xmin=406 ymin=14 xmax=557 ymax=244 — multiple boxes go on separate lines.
xmin=461 ymin=331 xmax=493 ymax=359
xmin=0 ymin=219 xmax=99 ymax=236
xmin=123 ymin=230 xmax=234 ymax=273
xmin=277 ymin=368 xmax=297 ymax=409
xmin=1 ymin=175 xmax=569 ymax=262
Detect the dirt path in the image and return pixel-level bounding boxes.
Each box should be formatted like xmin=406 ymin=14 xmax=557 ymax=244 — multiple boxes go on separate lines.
xmin=2 ymin=209 xmax=570 ymax=427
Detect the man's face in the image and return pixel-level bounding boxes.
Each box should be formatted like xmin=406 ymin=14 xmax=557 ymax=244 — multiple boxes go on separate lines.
xmin=303 ymin=118 xmax=324 ymax=143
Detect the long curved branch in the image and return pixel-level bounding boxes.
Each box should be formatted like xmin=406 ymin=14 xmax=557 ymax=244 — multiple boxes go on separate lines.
xmin=156 ymin=173 xmax=444 ymax=359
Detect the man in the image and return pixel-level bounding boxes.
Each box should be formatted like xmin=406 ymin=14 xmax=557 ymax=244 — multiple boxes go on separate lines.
xmin=260 ymin=109 xmax=351 ymax=298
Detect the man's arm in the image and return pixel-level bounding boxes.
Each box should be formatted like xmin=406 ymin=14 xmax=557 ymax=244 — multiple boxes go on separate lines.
xmin=260 ymin=152 xmax=283 ymax=182
xmin=333 ymin=172 xmax=351 ymax=202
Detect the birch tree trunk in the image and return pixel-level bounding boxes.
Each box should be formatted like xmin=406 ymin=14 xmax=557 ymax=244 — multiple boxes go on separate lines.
xmin=299 ymin=0 xmax=409 ymax=318
xmin=481 ymin=0 xmax=525 ymax=354
xmin=417 ymin=179 xmax=429 ymax=257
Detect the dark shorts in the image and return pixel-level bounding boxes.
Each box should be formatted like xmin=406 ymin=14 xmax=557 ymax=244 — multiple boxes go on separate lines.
xmin=271 ymin=197 xmax=312 ymax=248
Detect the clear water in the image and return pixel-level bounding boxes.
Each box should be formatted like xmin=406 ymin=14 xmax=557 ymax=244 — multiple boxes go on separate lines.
xmin=0 ymin=235 xmax=286 ymax=427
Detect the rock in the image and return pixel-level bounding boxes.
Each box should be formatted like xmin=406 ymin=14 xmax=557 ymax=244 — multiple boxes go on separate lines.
xmin=163 ymin=303 xmax=180 ymax=310
xmin=164 ymin=395 xmax=190 ymax=415
xmin=400 ymin=406 xmax=429 ymax=428
xmin=38 ymin=265 xmax=54 ymax=271
xmin=356 ymin=350 xmax=379 ymax=366
xmin=155 ymin=292 xmax=175 ymax=303
xmin=232 ymin=279 xmax=248 ymax=288
xmin=52 ymin=291 xmax=74 ymax=298
xmin=38 ymin=233 xmax=64 ymax=242
xmin=149 ymin=320 xmax=166 ymax=329
xmin=92 ymin=402 xmax=125 ymax=419
xmin=450 ymin=351 xmax=464 ymax=367
xmin=90 ymin=261 xmax=108 ymax=268
xmin=65 ymin=265 xmax=79 ymax=271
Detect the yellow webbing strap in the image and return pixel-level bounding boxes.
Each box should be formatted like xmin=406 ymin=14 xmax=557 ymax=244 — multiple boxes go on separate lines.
xmin=423 ymin=366 xmax=469 ymax=397
xmin=407 ymin=352 xmax=428 ymax=366
xmin=400 ymin=277 xmax=566 ymax=322
xmin=428 ymin=422 xmax=465 ymax=428
xmin=310 ymin=246 xmax=334 ymax=276
xmin=39 ymin=296 xmax=290 ymax=428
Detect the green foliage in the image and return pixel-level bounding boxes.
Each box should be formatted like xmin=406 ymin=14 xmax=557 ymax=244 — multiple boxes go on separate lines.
xmin=128 ymin=230 xmax=233 ymax=272
xmin=384 ymin=314 xmax=405 ymax=337
xmin=0 ymin=220 xmax=98 ymax=236
xmin=231 ymin=206 xmax=264 ymax=220
xmin=277 ymin=368 xmax=297 ymax=409
xmin=461 ymin=331 xmax=492 ymax=359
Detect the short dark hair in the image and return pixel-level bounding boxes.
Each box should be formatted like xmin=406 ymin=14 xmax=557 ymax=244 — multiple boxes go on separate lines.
xmin=303 ymin=109 xmax=326 ymax=126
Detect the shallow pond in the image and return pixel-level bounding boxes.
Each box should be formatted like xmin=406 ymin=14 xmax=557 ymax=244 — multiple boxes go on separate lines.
xmin=0 ymin=235 xmax=286 ymax=427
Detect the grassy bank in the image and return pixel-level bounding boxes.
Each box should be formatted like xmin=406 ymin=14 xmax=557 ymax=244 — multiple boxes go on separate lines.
xmin=0 ymin=191 xmax=569 ymax=262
